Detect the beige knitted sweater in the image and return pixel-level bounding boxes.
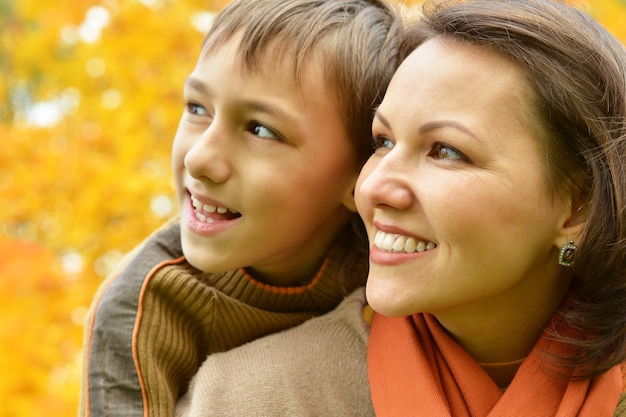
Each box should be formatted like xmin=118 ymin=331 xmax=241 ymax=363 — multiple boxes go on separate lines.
xmin=175 ymin=288 xmax=626 ymax=417
xmin=80 ymin=218 xmax=368 ymax=417
xmin=175 ymin=288 xmax=375 ymax=417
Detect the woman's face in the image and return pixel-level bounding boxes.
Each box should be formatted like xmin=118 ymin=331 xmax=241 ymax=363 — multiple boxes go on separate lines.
xmin=356 ymin=37 xmax=574 ymax=322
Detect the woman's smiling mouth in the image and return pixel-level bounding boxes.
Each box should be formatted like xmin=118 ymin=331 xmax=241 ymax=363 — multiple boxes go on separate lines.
xmin=374 ymin=230 xmax=437 ymax=254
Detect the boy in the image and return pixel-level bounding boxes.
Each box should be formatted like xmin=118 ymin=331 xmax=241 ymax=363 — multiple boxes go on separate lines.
xmin=79 ymin=0 xmax=402 ymax=416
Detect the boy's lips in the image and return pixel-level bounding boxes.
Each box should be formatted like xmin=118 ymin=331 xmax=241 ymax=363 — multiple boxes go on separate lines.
xmin=190 ymin=194 xmax=240 ymax=223
xmin=183 ymin=194 xmax=242 ymax=237
xmin=191 ymin=195 xmax=241 ymax=218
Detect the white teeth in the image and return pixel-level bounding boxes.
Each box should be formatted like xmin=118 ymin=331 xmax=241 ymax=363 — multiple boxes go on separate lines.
xmin=375 ymin=231 xmax=385 ymax=247
xmin=191 ymin=195 xmax=239 ymax=216
xmin=197 ymin=212 xmax=215 ymax=223
xmin=404 ymin=237 xmax=417 ymax=252
xmin=383 ymin=234 xmax=395 ymax=250
xmin=374 ymin=230 xmax=437 ymax=254
xmin=392 ymin=237 xmax=406 ymax=252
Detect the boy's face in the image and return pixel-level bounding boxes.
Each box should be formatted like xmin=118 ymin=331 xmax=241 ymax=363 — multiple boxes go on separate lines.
xmin=172 ymin=36 xmax=359 ymax=286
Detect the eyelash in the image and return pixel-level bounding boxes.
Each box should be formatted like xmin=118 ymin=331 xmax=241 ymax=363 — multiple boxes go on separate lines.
xmin=371 ymin=136 xmax=471 ymax=163
xmin=428 ymin=142 xmax=471 ymax=162
xmin=371 ymin=135 xmax=393 ymax=151
xmin=184 ymin=101 xmax=285 ymax=144
xmin=247 ymin=122 xmax=282 ymax=142
xmin=185 ymin=102 xmax=208 ymax=116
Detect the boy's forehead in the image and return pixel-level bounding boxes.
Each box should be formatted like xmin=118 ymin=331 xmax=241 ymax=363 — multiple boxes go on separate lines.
xmin=190 ymin=37 xmax=343 ymax=125
xmin=200 ymin=32 xmax=325 ymax=85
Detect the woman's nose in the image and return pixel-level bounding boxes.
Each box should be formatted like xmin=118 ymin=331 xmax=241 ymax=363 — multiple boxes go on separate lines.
xmin=358 ymin=154 xmax=415 ymax=211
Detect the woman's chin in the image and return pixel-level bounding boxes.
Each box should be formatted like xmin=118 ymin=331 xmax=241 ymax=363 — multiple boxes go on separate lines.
xmin=366 ymin=283 xmax=416 ymax=318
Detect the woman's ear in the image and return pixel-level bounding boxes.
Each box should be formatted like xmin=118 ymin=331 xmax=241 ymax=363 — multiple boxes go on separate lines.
xmin=554 ymin=197 xmax=588 ymax=247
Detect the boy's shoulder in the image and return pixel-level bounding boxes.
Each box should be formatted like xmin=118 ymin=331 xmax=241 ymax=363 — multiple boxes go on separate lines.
xmin=81 ymin=216 xmax=186 ymax=415
xmin=117 ymin=215 xmax=182 ymax=272
xmin=127 ymin=216 xmax=183 ymax=270
xmin=96 ymin=215 xmax=184 ymax=308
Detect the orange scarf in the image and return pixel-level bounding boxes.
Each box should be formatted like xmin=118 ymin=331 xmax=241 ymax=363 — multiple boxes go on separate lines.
xmin=368 ymin=312 xmax=623 ymax=417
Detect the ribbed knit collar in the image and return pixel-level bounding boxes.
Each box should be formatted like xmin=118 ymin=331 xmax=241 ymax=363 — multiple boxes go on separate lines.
xmin=174 ymin=242 xmax=362 ymax=312
xmin=156 ymin=219 xmax=367 ymax=313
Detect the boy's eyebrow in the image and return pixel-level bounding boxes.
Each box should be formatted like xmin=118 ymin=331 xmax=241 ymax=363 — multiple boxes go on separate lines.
xmin=185 ymin=75 xmax=210 ymax=94
xmin=184 ymin=75 xmax=298 ymax=124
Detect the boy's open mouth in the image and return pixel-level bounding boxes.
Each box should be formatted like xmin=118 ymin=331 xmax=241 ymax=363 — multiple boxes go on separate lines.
xmin=191 ymin=195 xmax=241 ymax=222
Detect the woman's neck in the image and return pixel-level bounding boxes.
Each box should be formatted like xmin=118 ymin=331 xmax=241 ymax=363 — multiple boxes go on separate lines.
xmin=433 ymin=273 xmax=572 ymax=365
xmin=479 ymin=357 xmax=526 ymax=389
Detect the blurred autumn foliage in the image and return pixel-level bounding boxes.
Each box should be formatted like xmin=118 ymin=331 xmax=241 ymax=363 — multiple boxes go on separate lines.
xmin=1 ymin=0 xmax=224 ymax=414
xmin=0 ymin=0 xmax=624 ymax=415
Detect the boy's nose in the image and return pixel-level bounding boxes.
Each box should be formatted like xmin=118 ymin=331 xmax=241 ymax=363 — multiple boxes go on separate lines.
xmin=184 ymin=126 xmax=232 ymax=184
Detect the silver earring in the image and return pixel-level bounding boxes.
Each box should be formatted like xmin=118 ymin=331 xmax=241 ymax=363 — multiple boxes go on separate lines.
xmin=558 ymin=241 xmax=577 ymax=267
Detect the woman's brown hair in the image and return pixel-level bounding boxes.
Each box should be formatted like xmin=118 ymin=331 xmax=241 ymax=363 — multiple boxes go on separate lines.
xmin=404 ymin=0 xmax=626 ymax=378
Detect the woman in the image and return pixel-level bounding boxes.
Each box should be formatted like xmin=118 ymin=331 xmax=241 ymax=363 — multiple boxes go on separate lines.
xmin=358 ymin=0 xmax=626 ymax=415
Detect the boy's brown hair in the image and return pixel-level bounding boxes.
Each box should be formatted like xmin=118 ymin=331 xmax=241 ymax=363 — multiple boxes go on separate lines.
xmin=200 ymin=0 xmax=404 ymax=291
xmin=202 ymin=0 xmax=403 ymax=165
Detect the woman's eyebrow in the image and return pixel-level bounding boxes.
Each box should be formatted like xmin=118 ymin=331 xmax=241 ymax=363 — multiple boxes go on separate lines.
xmin=419 ymin=120 xmax=483 ymax=144
xmin=373 ymin=108 xmax=392 ymax=131
xmin=374 ymin=109 xmax=482 ymax=144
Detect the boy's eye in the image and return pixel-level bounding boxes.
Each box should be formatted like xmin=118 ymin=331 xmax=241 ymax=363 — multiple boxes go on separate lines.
xmin=428 ymin=142 xmax=470 ymax=162
xmin=250 ymin=122 xmax=280 ymax=141
xmin=372 ymin=135 xmax=394 ymax=151
xmin=186 ymin=102 xmax=208 ymax=116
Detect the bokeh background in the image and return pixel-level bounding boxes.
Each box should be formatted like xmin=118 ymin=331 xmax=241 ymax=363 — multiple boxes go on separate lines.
xmin=1 ymin=0 xmax=624 ymax=415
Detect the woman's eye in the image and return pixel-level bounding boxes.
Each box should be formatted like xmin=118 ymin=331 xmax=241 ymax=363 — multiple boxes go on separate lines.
xmin=372 ymin=136 xmax=394 ymax=151
xmin=186 ymin=102 xmax=208 ymax=116
xmin=250 ymin=122 xmax=280 ymax=140
xmin=428 ymin=142 xmax=470 ymax=162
